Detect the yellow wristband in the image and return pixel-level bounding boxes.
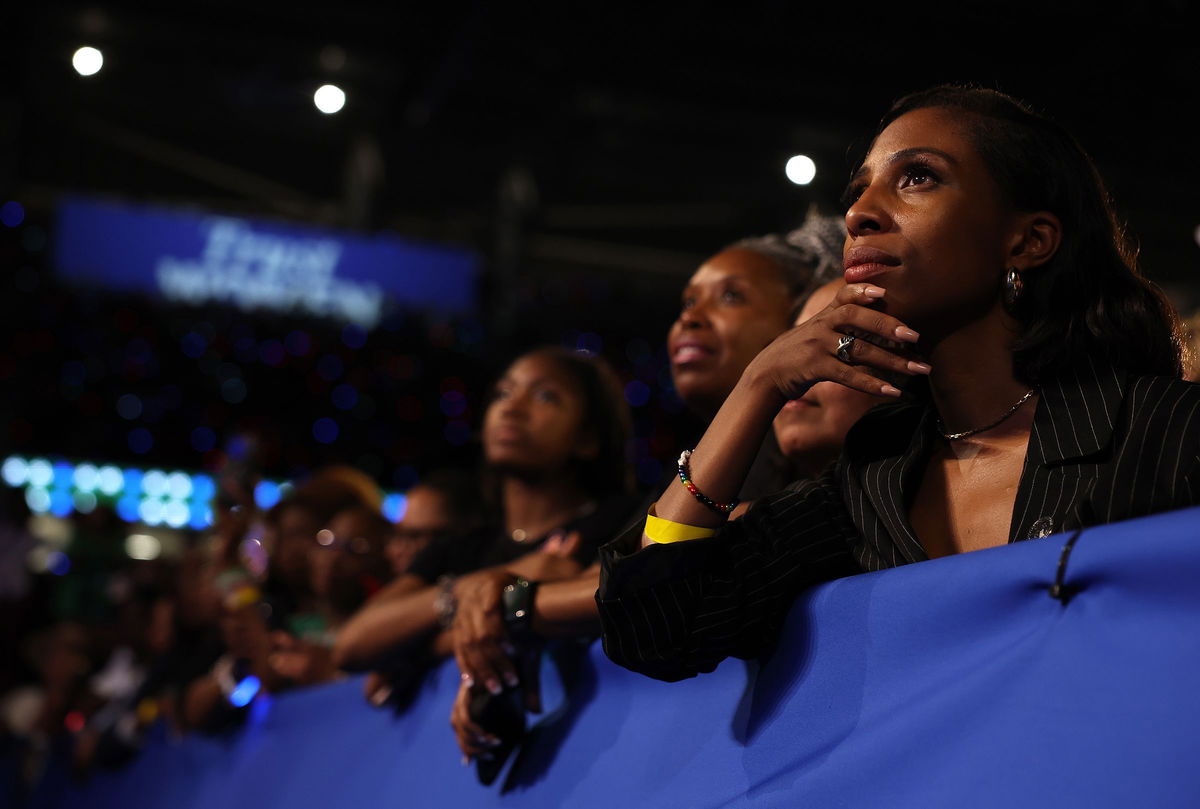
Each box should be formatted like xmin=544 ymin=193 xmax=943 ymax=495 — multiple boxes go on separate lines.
xmin=644 ymin=512 xmax=717 ymax=544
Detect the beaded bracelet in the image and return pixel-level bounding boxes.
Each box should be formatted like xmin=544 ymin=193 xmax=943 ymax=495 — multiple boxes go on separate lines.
xmin=677 ymin=449 xmax=739 ymax=515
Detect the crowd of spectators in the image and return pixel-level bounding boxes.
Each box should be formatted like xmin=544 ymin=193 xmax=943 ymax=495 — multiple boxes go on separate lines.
xmin=0 ymin=207 xmax=854 ymax=796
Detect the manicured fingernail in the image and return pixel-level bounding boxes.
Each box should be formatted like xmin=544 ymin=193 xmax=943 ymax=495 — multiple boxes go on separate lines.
xmin=484 ymin=736 xmax=502 ymax=747
xmin=462 ymin=755 xmax=471 ymax=767
xmin=881 ymin=384 xmax=903 ymax=397
xmin=863 ymin=286 xmax=885 ymax=298
xmin=907 ymin=361 xmax=932 ymax=374
xmin=504 ymin=672 xmax=519 ymax=688
xmin=486 ymin=678 xmax=502 ymax=695
xmin=894 ymin=326 xmax=919 ymax=342
xmin=461 ymin=674 xmax=474 ymax=688
xmin=369 ymin=686 xmax=392 ymax=707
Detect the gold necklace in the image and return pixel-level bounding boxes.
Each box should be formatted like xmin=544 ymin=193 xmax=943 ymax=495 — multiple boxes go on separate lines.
xmin=937 ymin=389 xmax=1036 ymax=441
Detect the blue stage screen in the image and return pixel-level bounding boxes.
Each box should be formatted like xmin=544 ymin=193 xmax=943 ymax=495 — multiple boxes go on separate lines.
xmin=53 ymin=196 xmax=478 ymax=327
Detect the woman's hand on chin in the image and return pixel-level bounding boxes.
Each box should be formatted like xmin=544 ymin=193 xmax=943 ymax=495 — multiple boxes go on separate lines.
xmin=744 ymin=283 xmax=928 ymax=403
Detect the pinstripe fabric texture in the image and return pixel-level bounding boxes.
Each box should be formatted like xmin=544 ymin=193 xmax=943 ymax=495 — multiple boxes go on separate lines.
xmin=598 ymin=361 xmax=1200 ymax=681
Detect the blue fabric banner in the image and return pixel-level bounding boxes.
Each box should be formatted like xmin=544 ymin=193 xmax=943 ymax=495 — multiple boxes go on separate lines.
xmin=23 ymin=506 xmax=1200 ymax=808
xmin=53 ymin=196 xmax=479 ymax=327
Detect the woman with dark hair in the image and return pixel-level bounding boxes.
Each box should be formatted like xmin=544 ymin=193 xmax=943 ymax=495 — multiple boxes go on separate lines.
xmin=332 ymin=347 xmax=637 ymax=677
xmin=448 ymin=215 xmax=846 ymax=761
xmin=598 ymin=85 xmax=1200 ymax=683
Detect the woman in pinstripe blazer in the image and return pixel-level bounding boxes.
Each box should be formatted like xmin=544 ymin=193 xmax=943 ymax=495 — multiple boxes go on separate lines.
xmin=597 ymin=85 xmax=1200 ymax=682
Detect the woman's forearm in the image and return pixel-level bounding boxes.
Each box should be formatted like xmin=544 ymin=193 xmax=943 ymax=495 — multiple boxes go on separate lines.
xmin=647 ymin=371 xmax=785 ymax=546
xmin=332 ymin=587 xmax=440 ymax=671
xmin=530 ymin=566 xmax=601 ymax=637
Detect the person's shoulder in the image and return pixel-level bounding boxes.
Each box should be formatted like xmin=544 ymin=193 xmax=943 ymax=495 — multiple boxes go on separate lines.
xmin=1126 ymin=373 xmax=1200 ymax=397
xmin=1124 ymin=374 xmax=1200 ymax=423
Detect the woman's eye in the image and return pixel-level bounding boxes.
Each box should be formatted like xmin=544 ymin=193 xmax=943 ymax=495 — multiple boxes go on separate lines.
xmin=900 ymin=164 xmax=939 ymax=189
xmin=720 ymin=289 xmax=744 ymax=304
xmin=534 ymin=389 xmax=561 ymax=404
xmin=492 ymin=387 xmax=512 ymax=401
xmin=680 ymin=296 xmax=695 ymax=312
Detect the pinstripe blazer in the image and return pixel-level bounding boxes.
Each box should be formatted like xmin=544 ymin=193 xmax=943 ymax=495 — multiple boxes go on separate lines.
xmin=597 ymin=361 xmax=1200 ymax=681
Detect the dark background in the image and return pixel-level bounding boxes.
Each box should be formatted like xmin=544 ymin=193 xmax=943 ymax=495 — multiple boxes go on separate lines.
xmin=2 ymin=1 xmax=1198 ymax=489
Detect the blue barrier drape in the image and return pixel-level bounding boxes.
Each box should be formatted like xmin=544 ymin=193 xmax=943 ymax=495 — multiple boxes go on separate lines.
xmin=22 ymin=507 xmax=1200 ymax=808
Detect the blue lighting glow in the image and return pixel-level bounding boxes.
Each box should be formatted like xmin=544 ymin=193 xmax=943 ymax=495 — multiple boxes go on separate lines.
xmin=73 ymin=464 xmax=99 ymax=492
xmin=1 ymin=457 xmax=29 ymax=486
xmin=623 ymin=380 xmax=651 ymax=408
xmin=73 ymin=491 xmax=98 ymax=514
xmin=122 ymin=468 xmax=144 ymax=498
xmin=98 ymin=465 xmax=124 ymax=496
xmin=164 ymin=500 xmax=190 ymax=528
xmin=28 ymin=459 xmax=53 ymax=488
xmin=312 ymin=417 xmax=339 ymax=444
xmin=575 ymin=332 xmax=603 ymax=355
xmin=189 ymin=504 xmax=211 ymax=531
xmin=0 ymin=201 xmax=25 ymax=228
xmin=382 ymin=493 xmax=407 ymax=523
xmin=167 ymin=472 xmax=192 ymax=499
xmin=2 ymin=455 xmax=395 ymax=532
xmin=192 ymin=474 xmax=216 ymax=503
xmin=52 ymin=462 xmax=73 ymax=490
xmin=143 ymin=470 xmax=168 ymax=498
xmin=47 ymin=551 xmax=71 ymax=577
xmin=116 ymin=496 xmax=140 ymax=522
xmin=138 ymin=499 xmax=165 ymax=526
xmin=49 ymin=490 xmax=72 ymax=518
xmin=254 ymin=480 xmax=282 ymax=511
xmin=180 ymin=332 xmax=208 ymax=358
xmin=228 ymin=676 xmax=261 ymax=708
xmin=332 ymin=384 xmax=359 ymax=411
xmin=25 ymin=488 xmax=51 ymax=514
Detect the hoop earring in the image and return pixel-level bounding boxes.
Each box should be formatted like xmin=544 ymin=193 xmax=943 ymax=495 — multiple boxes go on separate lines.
xmin=1004 ymin=266 xmax=1024 ymax=308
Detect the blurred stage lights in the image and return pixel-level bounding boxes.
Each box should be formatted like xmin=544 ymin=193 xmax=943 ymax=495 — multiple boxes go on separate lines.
xmin=314 ymin=84 xmax=346 ymax=114
xmin=3 ymin=454 xmax=402 ymax=528
xmin=125 ymin=533 xmax=162 ymax=561
xmin=785 ymin=154 xmax=817 ymax=186
xmin=72 ymin=46 xmax=104 ymax=77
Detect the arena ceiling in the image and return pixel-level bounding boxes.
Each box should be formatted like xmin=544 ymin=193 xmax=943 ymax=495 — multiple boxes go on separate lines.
xmin=5 ymin=2 xmax=1199 ymax=300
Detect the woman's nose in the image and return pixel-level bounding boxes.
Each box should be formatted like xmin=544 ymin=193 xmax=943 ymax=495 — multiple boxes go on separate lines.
xmin=677 ymin=299 xmax=711 ymax=331
xmin=845 ymin=185 xmax=893 ymax=237
xmin=497 ymin=389 xmax=530 ymax=416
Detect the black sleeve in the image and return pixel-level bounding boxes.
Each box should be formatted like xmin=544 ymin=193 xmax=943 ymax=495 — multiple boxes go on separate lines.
xmin=595 ymin=469 xmax=861 ymax=682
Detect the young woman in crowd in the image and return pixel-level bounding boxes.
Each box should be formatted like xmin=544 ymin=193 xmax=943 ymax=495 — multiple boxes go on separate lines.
xmin=449 ymin=216 xmax=852 ymax=760
xmin=384 ymin=470 xmax=483 ymax=579
xmin=597 ymin=85 xmax=1200 ymax=683
xmin=331 ymin=347 xmax=638 ymax=680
